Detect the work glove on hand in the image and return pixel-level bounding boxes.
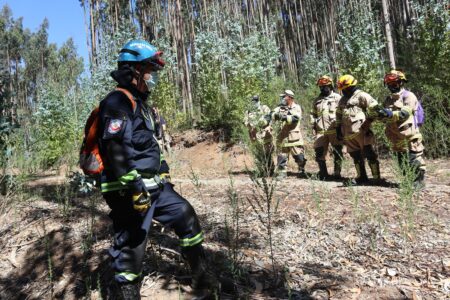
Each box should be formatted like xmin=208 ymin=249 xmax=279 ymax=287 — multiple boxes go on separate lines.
xmin=262 ymin=114 xmax=272 ymax=126
xmin=132 ymin=190 xmax=151 ymax=213
xmin=376 ymin=107 xmax=393 ymax=119
xmin=128 ymin=176 xmax=151 ymax=212
xmin=397 ymin=109 xmax=410 ymax=121
xmin=336 ymin=126 xmax=344 ymax=141
xmin=273 ymin=112 xmax=281 ymax=121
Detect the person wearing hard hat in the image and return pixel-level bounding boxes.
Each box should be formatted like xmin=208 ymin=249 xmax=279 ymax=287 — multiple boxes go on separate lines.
xmin=376 ymin=70 xmax=426 ymax=187
xmin=97 ymin=39 xmax=218 ymax=298
xmin=243 ymin=95 xmax=274 ymax=176
xmin=310 ymin=76 xmax=343 ymax=179
xmin=336 ymin=75 xmax=381 ymax=184
xmin=270 ymin=89 xmax=306 ymax=179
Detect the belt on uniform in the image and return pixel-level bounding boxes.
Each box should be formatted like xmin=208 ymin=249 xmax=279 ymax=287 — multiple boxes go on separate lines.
xmin=143 ymin=175 xmax=166 ymax=190
xmin=101 ymin=173 xmax=170 ymax=193
xmin=316 ymin=129 xmax=336 ymax=135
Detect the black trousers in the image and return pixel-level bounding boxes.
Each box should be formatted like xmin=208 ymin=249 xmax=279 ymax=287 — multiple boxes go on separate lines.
xmin=103 ymin=182 xmax=203 ymax=283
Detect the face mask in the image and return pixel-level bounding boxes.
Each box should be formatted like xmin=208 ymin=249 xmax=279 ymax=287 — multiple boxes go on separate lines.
xmin=320 ymin=86 xmax=331 ymax=96
xmin=342 ymin=89 xmax=351 ymax=97
xmin=280 ymin=97 xmax=287 ymax=106
xmin=252 ymin=100 xmax=261 ymax=109
xmin=342 ymin=86 xmax=356 ymax=97
xmin=145 ymin=72 xmax=159 ymax=91
xmin=388 ymin=85 xmax=401 ymax=93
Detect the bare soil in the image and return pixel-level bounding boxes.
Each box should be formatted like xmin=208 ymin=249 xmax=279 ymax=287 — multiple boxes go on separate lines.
xmin=0 ymin=130 xmax=449 ymax=299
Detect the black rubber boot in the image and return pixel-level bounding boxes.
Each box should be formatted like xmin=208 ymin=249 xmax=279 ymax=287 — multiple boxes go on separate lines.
xmin=293 ymin=154 xmax=307 ymax=178
xmin=368 ymin=160 xmax=381 ymax=180
xmin=332 ymin=145 xmax=343 ymax=178
xmin=414 ymin=169 xmax=426 ymax=189
xmin=350 ymin=151 xmax=368 ymax=185
xmin=353 ymin=163 xmax=368 ymax=184
xmin=363 ymin=145 xmax=381 ymax=181
xmin=276 ymin=154 xmax=288 ymax=179
xmin=183 ymin=245 xmax=220 ymax=297
xmin=317 ymin=160 xmax=329 ymax=180
xmin=119 ymin=282 xmax=141 ymax=300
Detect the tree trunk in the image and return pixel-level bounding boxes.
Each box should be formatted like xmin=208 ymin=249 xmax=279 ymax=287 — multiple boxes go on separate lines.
xmin=82 ymin=1 xmax=93 ymax=67
xmin=89 ymin=0 xmax=97 ymax=68
xmin=382 ymin=0 xmax=396 ymax=69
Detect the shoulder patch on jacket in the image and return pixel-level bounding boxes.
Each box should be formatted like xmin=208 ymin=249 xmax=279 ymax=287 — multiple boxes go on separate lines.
xmin=103 ymin=117 xmax=127 ymax=140
xmin=108 ymin=119 xmax=124 ymax=134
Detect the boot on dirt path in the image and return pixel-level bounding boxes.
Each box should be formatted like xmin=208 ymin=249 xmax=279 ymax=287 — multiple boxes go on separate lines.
xmin=118 ymin=282 xmax=141 ymax=300
xmin=317 ymin=160 xmax=329 ymax=180
xmin=183 ymin=245 xmax=220 ymax=298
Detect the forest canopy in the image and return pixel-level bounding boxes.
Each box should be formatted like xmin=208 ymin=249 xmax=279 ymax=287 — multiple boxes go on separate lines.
xmin=0 ymin=0 xmax=449 ymax=174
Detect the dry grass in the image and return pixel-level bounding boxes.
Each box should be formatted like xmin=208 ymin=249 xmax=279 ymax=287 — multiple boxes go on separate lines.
xmin=0 ymin=137 xmax=448 ymax=299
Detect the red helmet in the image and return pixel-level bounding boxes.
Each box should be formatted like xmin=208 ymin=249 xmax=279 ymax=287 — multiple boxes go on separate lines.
xmin=384 ymin=70 xmax=407 ymax=85
xmin=317 ymin=75 xmax=333 ymax=87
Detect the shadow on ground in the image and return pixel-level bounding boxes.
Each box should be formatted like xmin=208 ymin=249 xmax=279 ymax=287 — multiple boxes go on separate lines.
xmin=0 ymin=181 xmax=350 ymax=299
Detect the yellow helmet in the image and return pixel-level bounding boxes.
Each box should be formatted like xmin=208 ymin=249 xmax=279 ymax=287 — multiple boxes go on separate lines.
xmin=384 ymin=70 xmax=407 ymax=85
xmin=337 ymin=75 xmax=357 ymax=90
xmin=317 ymin=75 xmax=333 ymax=87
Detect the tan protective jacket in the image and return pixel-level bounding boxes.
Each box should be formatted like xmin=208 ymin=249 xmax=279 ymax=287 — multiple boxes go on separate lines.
xmin=336 ymin=89 xmax=378 ymax=138
xmin=273 ymin=102 xmax=303 ymax=147
xmin=310 ymin=92 xmax=341 ymax=135
xmin=383 ymin=89 xmax=422 ymax=151
xmin=244 ymin=104 xmax=272 ymax=142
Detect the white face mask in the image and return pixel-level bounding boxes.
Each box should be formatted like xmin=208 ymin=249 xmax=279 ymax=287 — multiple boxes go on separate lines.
xmin=145 ymin=72 xmax=159 ymax=91
xmin=252 ymin=100 xmax=261 ymax=109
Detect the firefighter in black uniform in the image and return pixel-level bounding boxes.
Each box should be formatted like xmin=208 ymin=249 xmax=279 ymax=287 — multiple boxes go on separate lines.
xmin=98 ymin=40 xmax=215 ymax=299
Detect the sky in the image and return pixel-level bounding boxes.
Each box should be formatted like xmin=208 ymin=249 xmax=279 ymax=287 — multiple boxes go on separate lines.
xmin=0 ymin=0 xmax=89 ymax=67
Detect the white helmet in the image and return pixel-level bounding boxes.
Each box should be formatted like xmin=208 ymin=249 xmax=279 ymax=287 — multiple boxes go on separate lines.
xmin=280 ymin=89 xmax=295 ymax=98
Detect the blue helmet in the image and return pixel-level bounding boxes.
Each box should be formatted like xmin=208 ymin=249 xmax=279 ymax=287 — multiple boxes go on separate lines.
xmin=118 ymin=39 xmax=165 ymax=69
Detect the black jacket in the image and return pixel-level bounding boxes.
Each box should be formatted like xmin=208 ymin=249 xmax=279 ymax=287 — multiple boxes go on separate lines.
xmin=98 ymin=85 xmax=168 ymax=193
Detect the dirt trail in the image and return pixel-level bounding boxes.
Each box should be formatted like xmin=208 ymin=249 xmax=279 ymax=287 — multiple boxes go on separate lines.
xmin=0 ymin=134 xmax=449 ymax=299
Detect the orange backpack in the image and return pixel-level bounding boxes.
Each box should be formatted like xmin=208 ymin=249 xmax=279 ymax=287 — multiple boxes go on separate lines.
xmin=79 ymin=88 xmax=136 ymax=175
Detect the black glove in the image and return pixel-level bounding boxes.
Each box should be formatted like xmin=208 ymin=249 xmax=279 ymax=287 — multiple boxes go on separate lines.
xmin=280 ymin=115 xmax=288 ymax=121
xmin=336 ymin=126 xmax=344 ymax=141
xmin=273 ymin=112 xmax=282 ymax=121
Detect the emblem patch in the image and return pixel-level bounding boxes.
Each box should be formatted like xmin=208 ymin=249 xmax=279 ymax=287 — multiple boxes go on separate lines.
xmin=108 ymin=119 xmax=123 ymax=134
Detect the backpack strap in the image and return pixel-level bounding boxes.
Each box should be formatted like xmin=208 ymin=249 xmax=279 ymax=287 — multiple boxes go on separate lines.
xmin=115 ymin=87 xmax=137 ymax=113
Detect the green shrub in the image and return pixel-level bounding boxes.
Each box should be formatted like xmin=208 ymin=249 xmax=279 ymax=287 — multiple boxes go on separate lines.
xmin=192 ymin=11 xmax=279 ymax=137
xmin=397 ymin=1 xmax=450 ymax=157
xmin=32 ymin=83 xmax=79 ymax=167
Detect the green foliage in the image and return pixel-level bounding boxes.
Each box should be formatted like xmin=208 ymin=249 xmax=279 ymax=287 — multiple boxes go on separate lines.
xmin=0 ymin=7 xmax=86 ymax=172
xmin=398 ymin=1 xmax=450 ymax=157
xmin=297 ymin=47 xmax=333 ymax=90
xmin=1 ymin=0 xmax=449 ymax=178
xmin=33 ymin=84 xmax=79 ymax=167
xmin=151 ymin=36 xmax=188 ymax=129
xmin=192 ymin=11 xmax=280 ymax=135
xmin=336 ymin=1 xmax=385 ymax=80
xmin=82 ymin=21 xmax=136 ymax=110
